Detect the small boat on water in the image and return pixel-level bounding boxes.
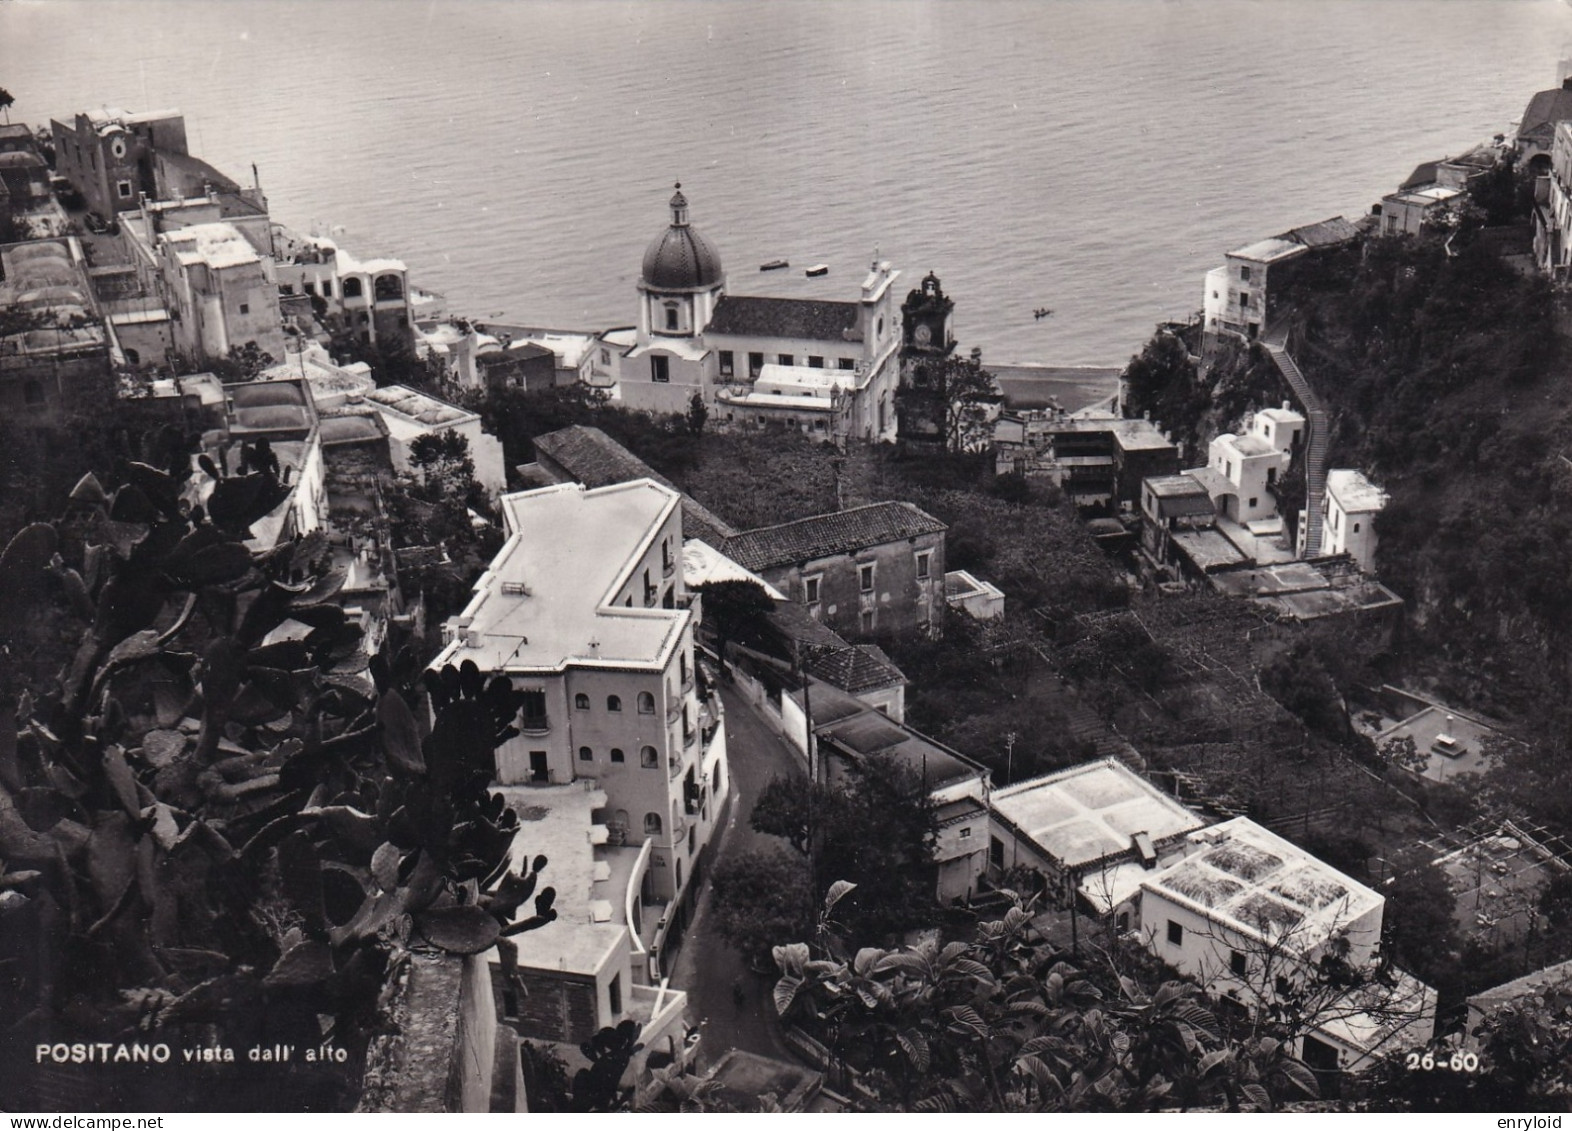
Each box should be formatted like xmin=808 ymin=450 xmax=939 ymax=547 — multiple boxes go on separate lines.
xmin=760 ymin=259 xmax=789 ymax=271
xmin=805 ymin=264 xmax=829 ymax=277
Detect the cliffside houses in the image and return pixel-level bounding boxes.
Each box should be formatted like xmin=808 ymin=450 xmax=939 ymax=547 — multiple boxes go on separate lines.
xmin=1200 ymin=217 xmax=1359 ymax=343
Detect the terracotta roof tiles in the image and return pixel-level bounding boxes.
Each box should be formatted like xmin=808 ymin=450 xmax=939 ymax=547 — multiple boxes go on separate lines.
xmin=722 ymin=501 xmax=946 ymax=571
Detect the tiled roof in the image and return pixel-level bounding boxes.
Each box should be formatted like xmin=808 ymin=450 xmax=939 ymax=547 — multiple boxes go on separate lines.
xmin=1519 ymin=87 xmax=1572 ymax=140
xmin=1280 ymin=216 xmax=1360 ymax=249
xmin=531 ymin=424 xmax=737 ymax=548
xmin=1401 ymin=160 xmax=1440 ymax=190
xmin=707 ymin=295 xmax=863 ymax=343
xmin=723 ymin=501 xmax=946 ymax=571
xmin=805 ymin=643 xmax=906 ymax=693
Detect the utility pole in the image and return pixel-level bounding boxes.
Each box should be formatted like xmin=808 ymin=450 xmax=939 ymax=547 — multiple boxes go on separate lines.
xmin=1005 ymin=731 xmax=1017 ymax=785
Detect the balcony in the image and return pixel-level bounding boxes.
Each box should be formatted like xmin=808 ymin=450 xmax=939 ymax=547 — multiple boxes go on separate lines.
xmin=683 ymin=728 xmax=697 ymax=750
xmin=680 ymin=671 xmax=695 ymax=695
xmin=643 ymin=586 xmax=658 ymax=608
xmin=667 ymin=696 xmax=684 ymax=723
xmin=668 ymin=750 xmax=683 ymax=780
xmin=662 ymin=557 xmax=675 ymax=579
xmin=670 ymin=816 xmax=687 ymax=841
xmin=519 ymin=714 xmax=550 ymax=736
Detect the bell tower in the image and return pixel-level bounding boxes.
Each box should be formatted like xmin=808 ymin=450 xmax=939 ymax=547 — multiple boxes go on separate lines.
xmin=901 ymin=271 xmax=955 ymax=366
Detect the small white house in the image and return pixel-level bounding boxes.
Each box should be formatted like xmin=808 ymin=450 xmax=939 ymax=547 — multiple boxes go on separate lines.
xmin=1322 ymin=469 xmax=1387 ymax=572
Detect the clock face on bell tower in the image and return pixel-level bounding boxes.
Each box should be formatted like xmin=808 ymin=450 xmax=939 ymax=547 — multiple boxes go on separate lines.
xmin=901 ymin=270 xmax=954 ymax=358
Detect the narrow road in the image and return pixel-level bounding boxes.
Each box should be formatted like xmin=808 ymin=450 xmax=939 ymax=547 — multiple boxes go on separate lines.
xmin=668 ymin=682 xmax=806 ymax=1065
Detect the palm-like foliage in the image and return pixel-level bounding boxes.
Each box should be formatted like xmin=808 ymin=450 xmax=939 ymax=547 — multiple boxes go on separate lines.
xmin=770 ymin=893 xmax=1321 ymax=1113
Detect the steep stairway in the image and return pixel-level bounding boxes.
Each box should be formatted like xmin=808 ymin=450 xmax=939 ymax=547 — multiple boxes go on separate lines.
xmin=1262 ymin=329 xmax=1328 ymax=557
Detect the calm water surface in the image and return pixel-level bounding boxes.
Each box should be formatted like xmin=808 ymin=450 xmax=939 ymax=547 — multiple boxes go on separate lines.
xmin=2 ymin=0 xmax=1569 ymax=365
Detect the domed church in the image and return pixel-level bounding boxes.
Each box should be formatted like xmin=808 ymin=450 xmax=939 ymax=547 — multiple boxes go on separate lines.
xmin=614 ymin=184 xmax=905 ymax=443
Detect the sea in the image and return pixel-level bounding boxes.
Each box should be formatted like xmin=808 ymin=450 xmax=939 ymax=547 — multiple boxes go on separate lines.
xmin=2 ymin=0 xmax=1570 ymax=368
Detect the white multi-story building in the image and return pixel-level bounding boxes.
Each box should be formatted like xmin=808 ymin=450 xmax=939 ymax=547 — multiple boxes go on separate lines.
xmin=1322 ymin=469 xmax=1387 ymax=572
xmin=1202 ymin=428 xmax=1289 ymax=525
xmin=432 ymin=478 xmax=730 ymax=969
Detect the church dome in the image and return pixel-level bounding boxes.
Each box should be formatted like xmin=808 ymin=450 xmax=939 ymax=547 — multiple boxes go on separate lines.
xmin=641 ymin=183 xmax=724 ymax=291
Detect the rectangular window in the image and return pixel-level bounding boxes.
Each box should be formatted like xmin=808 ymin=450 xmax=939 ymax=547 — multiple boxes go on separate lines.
xmin=279 ymin=284 xmax=294 ymax=295
xmin=1239 ymin=292 xmax=1251 ymax=308
xmin=779 ymin=354 xmax=794 ymax=367
xmin=304 ymin=282 xmax=317 ymax=295
xmin=117 ymin=180 xmax=133 ymax=199
xmin=989 ymin=836 xmax=1004 ymax=869
xmin=651 ymin=355 xmax=670 ymax=383
xmin=1167 ymin=921 xmax=1184 ymax=946
xmin=1230 ymin=950 xmax=1247 ymax=977
xmin=1275 ymin=975 xmax=1292 ymax=997
xmin=808 ymin=355 xmax=824 ymax=368
xmin=959 ymin=827 xmax=972 ymax=839
xmin=804 ymin=575 xmax=821 ymax=604
xmin=1247 ymin=497 xmax=1257 ymax=508
xmin=859 ymin=563 xmax=875 ymax=592
xmin=608 ymin=973 xmax=621 ymax=1017
xmin=719 ymin=350 xmax=734 ymax=376
xmin=860 ymin=609 xmax=875 ymax=632
xmin=1239 ymin=265 xmax=1252 ymax=282
xmin=915 ymin=551 xmax=932 ymax=580
xmin=239 ymin=303 xmax=249 ymax=315
xmin=748 ymin=351 xmax=764 ymax=377
xmin=322 ymin=280 xmax=333 ymax=298
xmin=838 ymin=358 xmax=855 ymax=370
xmin=520 ymin=690 xmax=548 ymax=731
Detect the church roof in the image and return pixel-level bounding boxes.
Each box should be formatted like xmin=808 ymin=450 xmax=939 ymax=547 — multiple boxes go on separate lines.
xmin=641 ymin=184 xmax=723 ymax=291
xmin=707 ymin=295 xmax=863 ymax=343
xmin=1518 ymin=85 xmax=1572 ymax=142
xmin=723 ymin=501 xmax=946 ymax=572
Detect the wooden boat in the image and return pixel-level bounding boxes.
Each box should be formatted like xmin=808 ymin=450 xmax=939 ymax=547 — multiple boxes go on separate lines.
xmin=805 ymin=264 xmax=829 ymax=277
xmin=759 ymin=259 xmax=789 ymax=271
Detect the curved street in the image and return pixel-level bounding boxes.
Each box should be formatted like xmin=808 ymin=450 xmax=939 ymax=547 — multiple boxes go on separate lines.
xmin=668 ymin=682 xmax=806 ymax=1065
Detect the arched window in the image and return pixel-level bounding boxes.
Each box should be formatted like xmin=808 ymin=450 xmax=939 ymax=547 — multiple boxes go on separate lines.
xmin=665 ymin=305 xmax=678 ymax=331
xmin=676 ymin=858 xmax=683 ymax=888
xmin=341 ymin=276 xmax=363 ymax=299
xmin=637 ymin=691 xmax=655 ymax=714
xmin=610 ymin=747 xmax=625 ymax=763
xmin=607 ymin=695 xmax=622 ymax=712
xmin=644 ymin=812 xmax=662 ymax=835
xmin=579 ymin=746 xmax=593 ymax=762
xmin=574 ymin=693 xmax=590 ymax=710
xmin=124 ymin=347 xmax=140 ymax=365
xmin=713 ymin=763 xmax=722 ymax=792
xmin=374 ymin=273 xmax=404 ymax=301
xmin=640 ymin=745 xmax=658 ymax=768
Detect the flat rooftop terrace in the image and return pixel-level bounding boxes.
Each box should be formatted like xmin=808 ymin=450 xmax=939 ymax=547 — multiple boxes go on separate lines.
xmin=992 ymin=758 xmax=1205 ymax=870
xmin=434 ymin=480 xmax=686 ymax=674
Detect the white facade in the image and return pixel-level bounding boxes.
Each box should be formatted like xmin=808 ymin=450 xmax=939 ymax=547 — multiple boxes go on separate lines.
xmin=1202 ymin=238 xmax=1306 ymax=339
xmin=1322 ymin=468 xmax=1387 ymax=571
xmin=432 ymin=480 xmax=730 ymax=911
xmin=1134 ymin=818 xmax=1434 ymax=1071
xmin=1251 ymin=404 xmax=1306 ymax=458
xmin=157 ymin=221 xmax=284 ymax=364
xmin=1206 ymin=429 xmax=1288 ymax=524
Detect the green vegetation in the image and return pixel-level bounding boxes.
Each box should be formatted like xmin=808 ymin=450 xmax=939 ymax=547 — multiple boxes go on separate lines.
xmin=0 ymin=453 xmax=554 ymax=1110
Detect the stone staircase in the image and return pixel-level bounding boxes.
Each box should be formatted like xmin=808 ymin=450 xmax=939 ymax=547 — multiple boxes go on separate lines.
xmin=1262 ymin=327 xmax=1327 ymax=557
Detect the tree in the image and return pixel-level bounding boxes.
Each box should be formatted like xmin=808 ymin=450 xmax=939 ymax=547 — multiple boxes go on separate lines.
xmin=0 ymin=87 xmax=13 ymax=124
xmin=686 ymin=391 xmax=709 ymax=437
xmin=408 ymin=428 xmax=479 ymax=504
xmin=1122 ymin=331 xmax=1207 ymax=456
xmin=899 ymin=351 xmax=999 ymax=452
xmin=206 ymin=340 xmax=276 ymax=382
xmin=1379 ymin=733 xmax=1428 ymax=777
xmin=750 ymin=752 xmax=938 ymax=943
xmin=710 ymin=847 xmax=816 ymax=970
xmin=697 ymin=578 xmax=776 ymax=668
